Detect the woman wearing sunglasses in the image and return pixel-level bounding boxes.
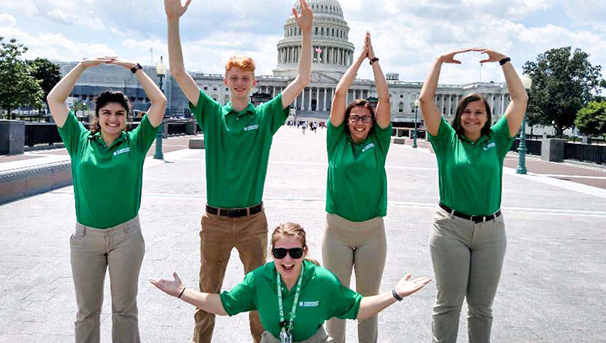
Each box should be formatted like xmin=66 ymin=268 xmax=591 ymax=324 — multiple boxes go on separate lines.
xmin=151 ymin=223 xmax=430 ymax=343
xmin=323 ymin=31 xmax=391 ymax=343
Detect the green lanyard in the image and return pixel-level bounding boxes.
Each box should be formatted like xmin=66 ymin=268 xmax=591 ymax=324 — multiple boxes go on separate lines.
xmin=277 ymin=264 xmax=305 ymax=343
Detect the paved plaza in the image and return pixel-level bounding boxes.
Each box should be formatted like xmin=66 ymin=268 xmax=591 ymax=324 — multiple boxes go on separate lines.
xmin=1 ymin=127 xmax=605 ymax=342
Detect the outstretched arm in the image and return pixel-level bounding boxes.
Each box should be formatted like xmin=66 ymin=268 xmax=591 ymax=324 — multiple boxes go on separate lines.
xmin=151 ymin=273 xmax=228 ymax=316
xmin=367 ymin=32 xmax=390 ymax=129
xmin=47 ymin=57 xmax=115 ymax=127
xmin=165 ymin=0 xmax=200 ymax=106
xmin=330 ymin=35 xmax=368 ymax=127
xmin=476 ymin=48 xmax=528 ymax=137
xmin=109 ymin=59 xmax=167 ymax=128
xmin=419 ymin=49 xmax=472 ymax=136
xmin=281 ymin=0 xmax=313 ymax=109
xmin=356 ymin=274 xmax=431 ymax=321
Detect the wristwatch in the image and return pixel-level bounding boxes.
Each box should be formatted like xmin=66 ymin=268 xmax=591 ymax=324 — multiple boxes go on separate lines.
xmin=369 ymin=57 xmax=380 ymax=65
xmin=499 ymin=57 xmax=511 ymax=66
xmin=131 ymin=63 xmax=143 ymax=74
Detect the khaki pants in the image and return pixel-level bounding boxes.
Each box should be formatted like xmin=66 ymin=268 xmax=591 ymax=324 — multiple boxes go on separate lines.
xmin=193 ymin=210 xmax=268 ymax=343
xmin=430 ymin=206 xmax=507 ymax=343
xmin=70 ymin=216 xmax=145 ymax=343
xmin=322 ymin=213 xmax=387 ymax=343
xmin=260 ymin=326 xmax=333 ymax=343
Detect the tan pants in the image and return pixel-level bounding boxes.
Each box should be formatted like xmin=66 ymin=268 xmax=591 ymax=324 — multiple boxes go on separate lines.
xmin=70 ymin=216 xmax=145 ymax=343
xmin=322 ymin=213 xmax=387 ymax=343
xmin=260 ymin=326 xmax=333 ymax=343
xmin=193 ymin=210 xmax=268 ymax=343
xmin=430 ymin=206 xmax=507 ymax=343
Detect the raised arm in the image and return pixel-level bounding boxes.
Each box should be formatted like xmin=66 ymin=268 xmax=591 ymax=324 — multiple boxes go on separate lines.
xmin=477 ymin=48 xmax=528 ymax=137
xmin=109 ymin=59 xmax=167 ymax=128
xmin=281 ymin=0 xmax=313 ymax=109
xmin=419 ymin=49 xmax=472 ymax=136
xmin=151 ymin=273 xmax=228 ymax=316
xmin=47 ymin=57 xmax=114 ymax=127
xmin=367 ymin=32 xmax=390 ymax=129
xmin=165 ymin=0 xmax=200 ymax=106
xmin=330 ymin=35 xmax=368 ymax=127
xmin=356 ymin=274 xmax=431 ymax=321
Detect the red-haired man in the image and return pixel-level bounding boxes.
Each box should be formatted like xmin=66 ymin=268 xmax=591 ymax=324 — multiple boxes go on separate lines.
xmin=164 ymin=1 xmax=313 ymax=342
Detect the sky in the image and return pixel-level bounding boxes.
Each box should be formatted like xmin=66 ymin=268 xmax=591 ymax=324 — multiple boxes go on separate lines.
xmin=1 ymin=0 xmax=606 ymax=85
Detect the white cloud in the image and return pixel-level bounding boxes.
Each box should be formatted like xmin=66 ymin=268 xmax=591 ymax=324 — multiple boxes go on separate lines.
xmin=0 ymin=0 xmax=38 ymax=16
xmin=0 ymin=13 xmax=17 ymax=27
xmin=47 ymin=6 xmax=105 ymax=31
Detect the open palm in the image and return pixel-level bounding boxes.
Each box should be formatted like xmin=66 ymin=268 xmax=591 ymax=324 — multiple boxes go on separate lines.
xmin=293 ymin=0 xmax=313 ymax=31
xmin=150 ymin=272 xmax=184 ymax=297
xmin=395 ymin=274 xmax=431 ymax=298
xmin=165 ymin=0 xmax=192 ymax=19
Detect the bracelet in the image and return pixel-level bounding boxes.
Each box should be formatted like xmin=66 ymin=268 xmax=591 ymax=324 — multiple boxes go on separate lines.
xmin=178 ymin=287 xmax=186 ymax=299
xmin=130 ymin=63 xmax=143 ymax=74
xmin=499 ymin=57 xmax=511 ymax=66
xmin=369 ymin=57 xmax=379 ymax=65
xmin=392 ymin=289 xmax=403 ymax=301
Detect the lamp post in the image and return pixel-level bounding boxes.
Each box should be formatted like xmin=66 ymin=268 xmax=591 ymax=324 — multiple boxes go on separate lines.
xmin=413 ymin=98 xmax=420 ymax=148
xmin=154 ymin=57 xmax=167 ymax=160
xmin=516 ymin=74 xmax=532 ymax=174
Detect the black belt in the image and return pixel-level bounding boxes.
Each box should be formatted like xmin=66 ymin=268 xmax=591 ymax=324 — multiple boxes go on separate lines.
xmin=206 ymin=203 xmax=263 ymax=218
xmin=439 ymin=203 xmax=501 ymax=223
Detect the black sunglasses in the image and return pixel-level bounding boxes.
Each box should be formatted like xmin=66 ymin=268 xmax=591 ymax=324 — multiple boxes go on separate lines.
xmin=272 ymin=247 xmax=304 ymax=259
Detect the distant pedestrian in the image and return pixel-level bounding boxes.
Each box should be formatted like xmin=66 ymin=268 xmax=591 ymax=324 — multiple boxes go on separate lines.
xmin=323 ymin=31 xmax=392 ymax=343
xmin=419 ymin=48 xmax=528 ymax=343
xmin=302 ymin=121 xmax=307 ymax=135
xmin=47 ymin=57 xmax=167 ymax=343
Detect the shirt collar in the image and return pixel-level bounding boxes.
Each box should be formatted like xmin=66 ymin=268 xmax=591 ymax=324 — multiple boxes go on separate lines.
xmin=459 ymin=132 xmax=490 ymax=145
xmin=223 ymin=102 xmax=256 ymax=117
xmin=90 ymin=131 xmax=127 ymax=148
xmin=266 ymin=260 xmax=315 ymax=291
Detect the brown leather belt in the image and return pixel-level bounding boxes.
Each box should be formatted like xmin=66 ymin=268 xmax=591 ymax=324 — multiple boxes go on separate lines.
xmin=439 ymin=203 xmax=501 ymax=223
xmin=205 ymin=203 xmax=263 ymax=218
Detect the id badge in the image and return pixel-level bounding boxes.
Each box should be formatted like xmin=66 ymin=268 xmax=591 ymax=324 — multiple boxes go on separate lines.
xmin=279 ymin=327 xmax=292 ymax=343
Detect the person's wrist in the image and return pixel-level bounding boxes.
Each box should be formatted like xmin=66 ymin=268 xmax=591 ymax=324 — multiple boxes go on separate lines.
xmin=177 ymin=287 xmax=186 ymax=299
xmin=392 ymin=289 xmax=403 ymax=301
xmin=499 ymin=57 xmax=511 ymax=66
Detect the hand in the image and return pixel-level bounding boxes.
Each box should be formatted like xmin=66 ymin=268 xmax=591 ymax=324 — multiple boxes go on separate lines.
xmin=357 ymin=33 xmax=368 ymax=61
xmin=367 ymin=31 xmax=376 ymax=60
xmin=150 ymin=272 xmax=185 ymax=298
xmin=108 ymin=58 xmax=137 ymax=70
xmin=293 ymin=0 xmax=313 ymax=32
xmin=438 ymin=48 xmax=473 ymax=64
xmin=165 ymin=0 xmax=192 ymax=20
xmin=474 ymin=48 xmax=508 ymax=64
xmin=79 ymin=56 xmax=116 ymax=69
xmin=395 ymin=274 xmax=431 ymax=298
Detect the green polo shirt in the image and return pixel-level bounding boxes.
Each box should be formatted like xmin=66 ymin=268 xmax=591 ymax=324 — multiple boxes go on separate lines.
xmin=189 ymin=91 xmax=289 ymax=208
xmin=58 ymin=111 xmax=158 ymax=228
xmin=428 ymin=116 xmax=514 ymax=216
xmin=220 ymin=260 xmax=362 ymax=341
xmin=325 ymin=120 xmax=392 ymax=222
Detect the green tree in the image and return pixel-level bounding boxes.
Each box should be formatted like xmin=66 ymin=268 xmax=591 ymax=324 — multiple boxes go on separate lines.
xmin=575 ymin=100 xmax=606 ymax=139
xmin=0 ymin=37 xmax=44 ymax=117
xmin=27 ymin=57 xmax=61 ymax=114
xmin=522 ymin=47 xmax=606 ymax=137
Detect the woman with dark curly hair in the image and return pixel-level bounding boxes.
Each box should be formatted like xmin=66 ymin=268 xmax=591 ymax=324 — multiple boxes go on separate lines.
xmin=419 ymin=48 xmax=528 ymax=343
xmin=47 ymin=56 xmax=166 ymax=343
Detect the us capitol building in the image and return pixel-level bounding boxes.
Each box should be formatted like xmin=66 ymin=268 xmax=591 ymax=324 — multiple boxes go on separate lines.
xmin=59 ymin=0 xmax=512 ymax=124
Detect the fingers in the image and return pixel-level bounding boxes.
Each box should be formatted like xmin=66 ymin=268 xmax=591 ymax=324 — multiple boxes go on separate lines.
xmin=479 ymin=59 xmax=490 ymax=64
xmin=404 ymin=273 xmax=411 ymax=281
xmin=292 ymin=7 xmax=299 ymax=19
xmin=302 ymin=0 xmax=310 ymax=11
xmin=173 ymin=272 xmax=182 ymax=283
xmin=184 ymin=0 xmax=192 ymax=9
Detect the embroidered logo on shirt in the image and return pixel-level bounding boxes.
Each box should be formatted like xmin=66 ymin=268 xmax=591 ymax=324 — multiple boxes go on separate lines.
xmin=299 ymin=301 xmax=319 ymax=307
xmin=483 ymin=143 xmax=496 ymax=151
xmin=361 ymin=143 xmax=375 ymax=153
xmin=243 ymin=124 xmax=259 ymax=131
xmin=113 ymin=147 xmax=131 ymax=156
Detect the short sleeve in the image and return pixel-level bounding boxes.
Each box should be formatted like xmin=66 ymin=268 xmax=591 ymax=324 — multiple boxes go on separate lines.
xmin=189 ymin=90 xmax=222 ymax=132
xmin=128 ymin=114 xmax=160 ymax=154
xmin=490 ymin=115 xmax=515 ymax=160
xmin=428 ymin=117 xmax=455 ymax=154
xmin=373 ymin=123 xmax=393 ymax=155
xmin=257 ymin=94 xmax=289 ymax=135
xmin=219 ymin=272 xmax=257 ymax=316
xmin=327 ymin=283 xmax=363 ymax=320
xmin=57 ymin=111 xmax=88 ymax=156
xmin=326 ymin=119 xmax=346 ymax=155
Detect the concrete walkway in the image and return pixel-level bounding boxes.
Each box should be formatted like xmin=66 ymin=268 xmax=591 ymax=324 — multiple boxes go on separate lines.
xmin=1 ymin=127 xmax=605 ymax=342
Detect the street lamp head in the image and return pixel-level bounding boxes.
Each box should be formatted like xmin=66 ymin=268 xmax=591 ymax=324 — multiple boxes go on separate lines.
xmin=156 ymin=56 xmax=167 ymax=76
xmin=521 ymin=74 xmax=532 ymax=90
xmin=414 ymin=98 xmax=420 ymax=107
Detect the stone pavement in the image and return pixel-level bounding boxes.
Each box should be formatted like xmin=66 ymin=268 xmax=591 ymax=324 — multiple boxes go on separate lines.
xmin=1 ymin=127 xmax=605 ymax=343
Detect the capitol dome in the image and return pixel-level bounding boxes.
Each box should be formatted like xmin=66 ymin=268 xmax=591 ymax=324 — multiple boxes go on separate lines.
xmin=273 ymin=0 xmax=355 ymax=80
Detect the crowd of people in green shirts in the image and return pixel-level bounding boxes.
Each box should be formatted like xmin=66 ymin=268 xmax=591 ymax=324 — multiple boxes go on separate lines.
xmin=47 ymin=0 xmax=529 ymax=342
